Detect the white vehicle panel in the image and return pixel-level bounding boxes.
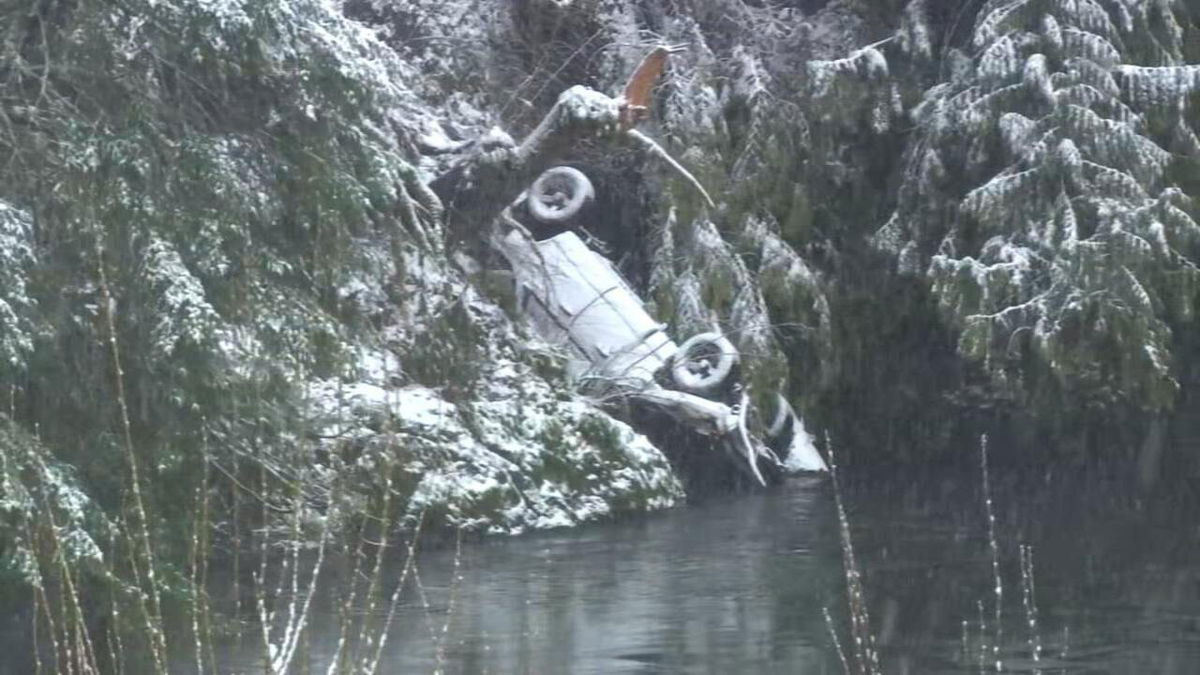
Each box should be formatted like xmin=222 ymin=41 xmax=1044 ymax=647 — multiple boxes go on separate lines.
xmin=503 ymin=230 xmax=678 ymax=385
xmin=497 ymin=164 xmax=829 ymax=481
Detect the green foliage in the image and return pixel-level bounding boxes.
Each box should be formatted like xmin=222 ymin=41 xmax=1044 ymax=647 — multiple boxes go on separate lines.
xmin=0 ymin=204 xmax=37 ymax=377
xmin=0 ymin=421 xmax=109 ymax=584
xmin=536 ymin=413 xmax=639 ymax=492
xmin=576 ymin=412 xmax=626 ymax=463
xmin=0 ymin=4 xmax=464 ymax=663
xmin=0 ymin=0 xmax=449 ymax=505
xmin=880 ymin=0 xmax=1200 ymax=413
xmin=404 ymin=297 xmax=488 ymax=399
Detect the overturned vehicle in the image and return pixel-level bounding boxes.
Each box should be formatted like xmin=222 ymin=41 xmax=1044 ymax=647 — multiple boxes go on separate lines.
xmin=493 ymin=166 xmax=827 ymax=487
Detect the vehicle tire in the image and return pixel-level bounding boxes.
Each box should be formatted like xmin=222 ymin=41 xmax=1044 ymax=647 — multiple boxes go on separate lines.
xmin=765 ymin=392 xmax=793 ymax=438
xmin=763 ymin=392 xmax=795 ymax=455
xmin=527 ymin=166 xmax=595 ymax=225
xmin=670 ymin=332 xmax=738 ymax=396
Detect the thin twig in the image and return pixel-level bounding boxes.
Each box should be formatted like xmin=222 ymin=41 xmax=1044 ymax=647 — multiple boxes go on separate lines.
xmin=363 ymin=512 xmax=426 ymax=675
xmin=980 ymin=435 xmax=1003 ymax=672
xmin=354 ymin=456 xmax=397 ymax=673
xmin=827 ymin=435 xmax=882 ymax=675
xmin=626 ymin=128 xmax=716 ymax=209
xmin=433 ymin=528 xmax=466 ymax=674
xmin=824 ymin=606 xmax=852 ymax=675
xmin=95 ymin=241 xmax=168 ymax=672
xmin=1020 ymin=543 xmax=1042 ymax=671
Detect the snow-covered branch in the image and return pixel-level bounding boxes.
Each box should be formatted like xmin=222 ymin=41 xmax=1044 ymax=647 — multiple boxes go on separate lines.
xmin=431 ymin=85 xmax=621 ymax=233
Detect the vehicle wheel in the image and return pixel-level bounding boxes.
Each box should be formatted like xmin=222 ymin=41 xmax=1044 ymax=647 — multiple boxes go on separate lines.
xmin=763 ymin=392 xmax=796 ymax=455
xmin=527 ymin=166 xmax=595 ymax=225
xmin=670 ymin=332 xmax=737 ymax=396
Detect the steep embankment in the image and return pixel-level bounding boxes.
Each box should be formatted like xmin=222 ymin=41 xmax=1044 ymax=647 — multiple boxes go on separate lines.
xmin=1 ymin=0 xmax=895 ymax=569
xmin=1 ymin=1 xmax=698 ymax=667
xmin=0 ymin=0 xmax=703 ymax=580
xmin=3 ymin=0 xmax=1199 ymax=671
xmin=2 ymin=0 xmax=1199 ymax=647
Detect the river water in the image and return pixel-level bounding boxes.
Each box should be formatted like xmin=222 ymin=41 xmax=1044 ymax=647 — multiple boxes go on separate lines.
xmin=221 ymin=462 xmax=1200 ymax=674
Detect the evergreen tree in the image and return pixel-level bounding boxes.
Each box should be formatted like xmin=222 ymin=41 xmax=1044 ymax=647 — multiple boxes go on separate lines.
xmin=877 ymin=0 xmax=1200 ymax=414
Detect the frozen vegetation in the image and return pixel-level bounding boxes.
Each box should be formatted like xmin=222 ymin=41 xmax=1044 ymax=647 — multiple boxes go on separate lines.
xmin=0 ymin=0 xmax=1197 ymax=671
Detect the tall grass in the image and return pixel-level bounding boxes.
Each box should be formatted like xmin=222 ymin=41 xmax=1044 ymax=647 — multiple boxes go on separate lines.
xmin=8 ymin=285 xmax=446 ymax=674
xmin=824 ymin=434 xmax=1056 ymax=675
xmin=15 ymin=428 xmax=439 ymax=674
xmin=98 ymin=243 xmax=168 ymax=674
xmin=980 ymin=434 xmax=1003 ymax=672
xmin=963 ymin=435 xmax=1049 ymax=673
xmin=823 ymin=435 xmax=882 ymax=675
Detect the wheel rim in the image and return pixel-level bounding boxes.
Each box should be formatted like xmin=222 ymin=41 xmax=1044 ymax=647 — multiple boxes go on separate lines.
xmin=527 ymin=166 xmax=595 ymax=225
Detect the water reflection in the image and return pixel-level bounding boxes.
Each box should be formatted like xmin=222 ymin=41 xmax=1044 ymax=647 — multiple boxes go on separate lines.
xmin=216 ymin=464 xmax=1200 ymax=674
xmin=843 ymin=464 xmax=1200 ymax=674
xmin=371 ymin=476 xmax=837 ymax=674
xmin=222 ymin=476 xmax=843 ymax=674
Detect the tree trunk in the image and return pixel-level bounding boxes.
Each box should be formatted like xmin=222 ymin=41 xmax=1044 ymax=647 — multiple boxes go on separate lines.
xmin=430 ymin=85 xmax=621 ymax=238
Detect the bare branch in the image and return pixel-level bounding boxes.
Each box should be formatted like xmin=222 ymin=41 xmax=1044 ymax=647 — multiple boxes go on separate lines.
xmin=626 ymin=129 xmax=716 ymax=209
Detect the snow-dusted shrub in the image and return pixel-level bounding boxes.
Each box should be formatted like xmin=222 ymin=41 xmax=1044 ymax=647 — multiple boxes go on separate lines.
xmin=0 ymin=0 xmax=455 ymax=482
xmin=0 ymin=204 xmax=36 ymax=377
xmin=0 ymin=422 xmax=109 ymax=592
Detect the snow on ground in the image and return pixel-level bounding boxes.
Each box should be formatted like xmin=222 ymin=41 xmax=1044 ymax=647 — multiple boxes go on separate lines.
xmin=307 ymin=325 xmax=683 ymax=535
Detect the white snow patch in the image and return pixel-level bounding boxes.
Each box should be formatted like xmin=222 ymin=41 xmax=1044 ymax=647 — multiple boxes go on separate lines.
xmin=308 ymin=342 xmax=683 ymax=535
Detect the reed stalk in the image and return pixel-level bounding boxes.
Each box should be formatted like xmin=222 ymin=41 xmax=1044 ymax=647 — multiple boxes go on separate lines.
xmin=979 ymin=435 xmax=1003 ymax=672
xmin=976 ymin=599 xmax=987 ymax=672
xmin=433 ymin=528 xmax=465 ymax=674
xmin=352 ymin=455 xmax=397 ymax=673
xmin=105 ymin=527 xmax=126 ymax=675
xmin=95 ymin=242 xmax=168 ymax=673
xmin=187 ymin=444 xmax=218 ymax=675
xmin=232 ymin=449 xmax=243 ymax=648
xmin=270 ymin=485 xmax=333 ymax=674
xmin=255 ymin=462 xmax=273 ymax=675
xmin=200 ymin=427 xmax=218 ymax=673
xmin=960 ymin=619 xmax=970 ymax=667
xmin=1019 ymin=543 xmax=1042 ymax=671
xmin=28 ymin=521 xmax=60 ymax=674
xmin=190 ymin=475 xmax=206 ymax=673
xmin=326 ymin=503 xmax=369 ymax=675
xmin=826 ymin=435 xmax=882 ymax=675
xmin=33 ymin=582 xmax=43 ymax=675
xmin=409 ymin=553 xmax=440 ymax=644
xmin=36 ymin=462 xmax=99 ymax=675
xmin=362 ymin=512 xmax=425 ymax=675
xmin=824 ymin=606 xmax=852 ymax=675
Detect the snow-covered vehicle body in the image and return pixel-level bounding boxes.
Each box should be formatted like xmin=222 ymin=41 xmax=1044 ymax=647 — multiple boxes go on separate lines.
xmin=495 ymin=167 xmax=827 ymax=485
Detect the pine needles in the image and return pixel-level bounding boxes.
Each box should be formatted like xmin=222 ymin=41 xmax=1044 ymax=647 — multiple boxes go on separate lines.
xmin=884 ymin=0 xmax=1200 ymax=414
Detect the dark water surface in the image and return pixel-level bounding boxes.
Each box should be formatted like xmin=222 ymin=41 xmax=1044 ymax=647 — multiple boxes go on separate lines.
xmin=223 ymin=465 xmax=1200 ymax=674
